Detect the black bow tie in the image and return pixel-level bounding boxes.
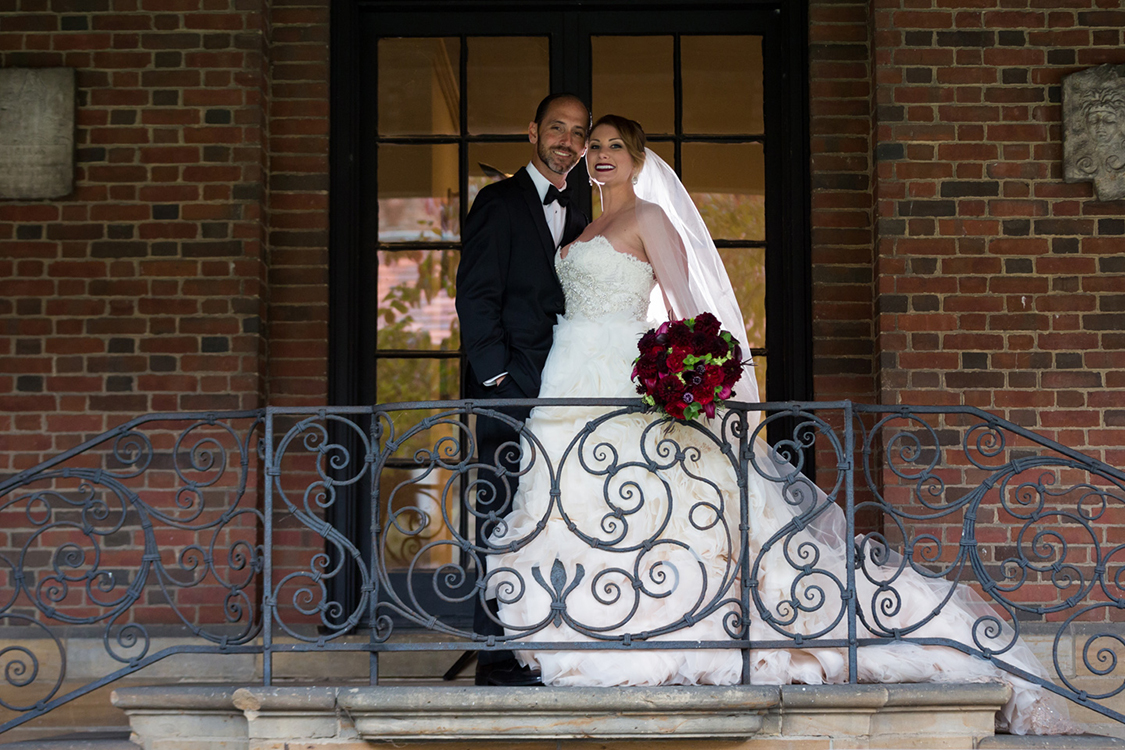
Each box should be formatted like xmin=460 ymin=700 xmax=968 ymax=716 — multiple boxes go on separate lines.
xmin=544 ymin=185 xmax=570 ymax=207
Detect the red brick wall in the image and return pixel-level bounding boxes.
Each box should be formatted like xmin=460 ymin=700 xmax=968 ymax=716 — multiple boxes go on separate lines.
xmin=0 ymin=0 xmax=271 ymax=473
xmin=868 ymin=0 xmax=1125 ymax=612
xmin=0 ymin=0 xmax=333 ymax=629
xmin=871 ymin=0 xmax=1125 ymax=462
xmin=0 ymin=0 xmax=276 ymax=627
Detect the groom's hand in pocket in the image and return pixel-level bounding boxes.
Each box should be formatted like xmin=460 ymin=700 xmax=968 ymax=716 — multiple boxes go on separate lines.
xmin=492 ymin=375 xmax=526 ymax=399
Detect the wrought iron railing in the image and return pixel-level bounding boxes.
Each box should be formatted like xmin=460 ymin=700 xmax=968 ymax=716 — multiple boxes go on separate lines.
xmin=1 ymin=401 xmax=1123 ymax=734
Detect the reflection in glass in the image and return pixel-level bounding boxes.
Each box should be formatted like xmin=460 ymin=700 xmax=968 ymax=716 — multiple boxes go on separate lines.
xmin=682 ymin=36 xmax=764 ymax=135
xmin=378 ymin=358 xmax=460 ymax=403
xmin=378 ymin=38 xmax=460 ymax=136
xmin=468 ymin=37 xmax=549 ymax=134
xmin=378 ymin=144 xmax=460 ymax=242
xmin=717 ymin=246 xmax=765 ymax=350
xmin=682 ymin=143 xmax=765 ymax=241
xmin=377 ymin=361 xmax=461 ymax=457
xmin=592 ymin=36 xmax=674 ymax=135
xmin=376 ymin=250 xmax=459 ymax=351
xmin=380 ymin=466 xmax=461 ymax=570
xmin=467 ymin=142 xmax=529 ymax=212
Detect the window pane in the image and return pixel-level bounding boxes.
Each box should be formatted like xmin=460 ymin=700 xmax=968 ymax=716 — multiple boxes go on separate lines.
xmin=592 ymin=36 xmax=674 ymax=135
xmin=380 ymin=466 xmax=462 ymax=570
xmin=378 ymin=38 xmax=460 ymax=136
xmin=378 ymin=144 xmax=460 ymax=242
xmin=467 ymin=37 xmax=549 ymax=134
xmin=717 ymin=246 xmax=765 ymax=351
xmin=682 ymin=142 xmax=765 ymax=241
xmin=378 ymin=358 xmax=460 ymax=404
xmin=376 ymin=250 xmax=459 ymax=352
xmin=376 ymin=362 xmax=462 ymax=466
xmin=467 ymin=142 xmax=528 ymax=213
xmin=682 ymin=36 xmax=764 ymax=135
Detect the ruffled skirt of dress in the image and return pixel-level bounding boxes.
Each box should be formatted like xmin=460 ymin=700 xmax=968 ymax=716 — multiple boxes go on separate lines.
xmin=485 ymin=311 xmax=1075 ymax=736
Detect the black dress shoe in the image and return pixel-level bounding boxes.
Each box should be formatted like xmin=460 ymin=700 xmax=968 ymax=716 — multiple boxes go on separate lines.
xmin=475 ymin=659 xmax=543 ymax=686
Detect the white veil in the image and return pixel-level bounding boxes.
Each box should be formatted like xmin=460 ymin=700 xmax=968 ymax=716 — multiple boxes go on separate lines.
xmin=633 ymin=147 xmax=759 ymax=403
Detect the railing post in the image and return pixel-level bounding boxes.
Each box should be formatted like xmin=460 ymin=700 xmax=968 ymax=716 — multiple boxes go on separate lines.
xmin=369 ymin=408 xmax=379 ymax=686
xmin=844 ymin=400 xmax=857 ymax=683
xmin=740 ymin=404 xmax=753 ymax=684
xmin=262 ymin=408 xmax=274 ymax=686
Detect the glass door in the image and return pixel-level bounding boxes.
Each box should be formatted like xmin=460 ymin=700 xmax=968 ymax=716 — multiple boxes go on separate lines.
xmin=330 ymin=2 xmax=810 ymax=624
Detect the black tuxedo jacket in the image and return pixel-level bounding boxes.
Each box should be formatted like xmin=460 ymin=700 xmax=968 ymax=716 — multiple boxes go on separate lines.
xmin=457 ymin=167 xmax=589 ymax=399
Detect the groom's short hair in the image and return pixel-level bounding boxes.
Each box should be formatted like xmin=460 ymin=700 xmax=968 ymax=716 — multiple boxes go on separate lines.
xmin=534 ymin=93 xmax=591 ymax=131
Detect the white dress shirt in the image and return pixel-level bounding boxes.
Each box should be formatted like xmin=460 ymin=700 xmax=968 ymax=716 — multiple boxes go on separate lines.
xmin=524 ymin=161 xmax=568 ymax=249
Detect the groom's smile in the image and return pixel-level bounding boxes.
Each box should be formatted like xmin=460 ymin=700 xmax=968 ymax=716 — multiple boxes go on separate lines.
xmin=536 ymin=138 xmax=582 ymax=176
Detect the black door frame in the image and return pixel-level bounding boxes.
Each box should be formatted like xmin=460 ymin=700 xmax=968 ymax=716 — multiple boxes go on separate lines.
xmin=326 ymin=0 xmax=812 ymax=623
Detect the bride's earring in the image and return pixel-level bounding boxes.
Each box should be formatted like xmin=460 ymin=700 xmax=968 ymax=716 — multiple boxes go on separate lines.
xmin=632 ymin=174 xmax=638 ymax=186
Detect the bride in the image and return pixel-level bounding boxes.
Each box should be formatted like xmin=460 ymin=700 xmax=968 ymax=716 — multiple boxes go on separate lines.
xmin=483 ymin=114 xmax=1074 ymax=735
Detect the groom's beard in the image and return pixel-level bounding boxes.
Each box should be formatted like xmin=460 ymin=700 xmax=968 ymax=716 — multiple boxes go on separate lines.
xmin=537 ymin=140 xmax=580 ymax=177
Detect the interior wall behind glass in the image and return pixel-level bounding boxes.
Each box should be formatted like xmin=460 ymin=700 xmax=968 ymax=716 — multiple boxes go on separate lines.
xmin=378 ymin=144 xmax=460 ymax=242
xmin=681 ymin=36 xmax=763 ymax=135
xmin=591 ymin=36 xmax=674 ymax=134
xmin=378 ymin=38 xmax=460 ymax=136
xmin=467 ymin=37 xmax=549 ymax=134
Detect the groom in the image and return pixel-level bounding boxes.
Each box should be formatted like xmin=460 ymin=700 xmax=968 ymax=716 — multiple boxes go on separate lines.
xmin=456 ymin=93 xmax=591 ymax=686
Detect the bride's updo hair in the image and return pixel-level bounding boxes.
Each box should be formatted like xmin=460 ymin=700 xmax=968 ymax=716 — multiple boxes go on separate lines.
xmin=592 ymin=114 xmax=647 ymax=173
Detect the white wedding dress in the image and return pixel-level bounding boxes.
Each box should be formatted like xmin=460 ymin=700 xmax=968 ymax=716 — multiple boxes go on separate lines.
xmin=486 ymin=236 xmax=1074 ymax=735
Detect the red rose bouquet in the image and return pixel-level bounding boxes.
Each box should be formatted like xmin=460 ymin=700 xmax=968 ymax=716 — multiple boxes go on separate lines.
xmin=631 ymin=312 xmax=744 ymax=422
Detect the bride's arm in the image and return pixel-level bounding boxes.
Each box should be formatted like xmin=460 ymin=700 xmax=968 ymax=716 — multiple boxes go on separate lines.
xmin=636 ymin=201 xmax=693 ymax=320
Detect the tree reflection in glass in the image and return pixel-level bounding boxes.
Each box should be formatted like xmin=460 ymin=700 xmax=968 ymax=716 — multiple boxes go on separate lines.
xmin=376 ymin=249 xmax=460 ymax=353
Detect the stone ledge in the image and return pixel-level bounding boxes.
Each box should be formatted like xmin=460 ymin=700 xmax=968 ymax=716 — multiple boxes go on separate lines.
xmin=112 ymin=682 xmax=1016 ymax=748
xmin=111 ymin=685 xmax=248 ymax=750
xmin=110 ymin=684 xmax=246 ymax=711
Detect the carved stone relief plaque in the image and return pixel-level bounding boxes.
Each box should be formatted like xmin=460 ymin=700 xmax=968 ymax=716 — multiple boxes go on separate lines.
xmin=1063 ymin=64 xmax=1125 ymax=202
xmin=0 ymin=68 xmax=75 ymax=200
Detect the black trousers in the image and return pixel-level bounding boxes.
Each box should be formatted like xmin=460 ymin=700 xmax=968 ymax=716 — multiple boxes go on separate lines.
xmin=471 ymin=377 xmax=532 ymax=667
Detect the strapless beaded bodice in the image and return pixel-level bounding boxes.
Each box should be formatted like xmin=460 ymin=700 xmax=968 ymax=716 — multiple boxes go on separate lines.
xmin=555 ymin=236 xmax=655 ymax=320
